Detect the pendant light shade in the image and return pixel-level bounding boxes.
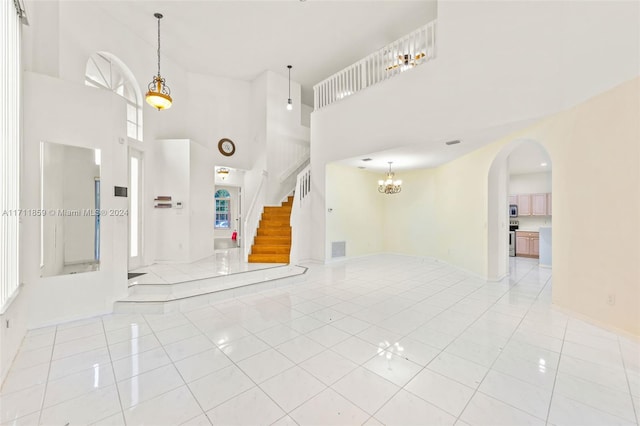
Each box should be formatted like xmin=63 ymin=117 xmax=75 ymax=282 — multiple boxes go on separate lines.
xmin=146 ymin=13 xmax=173 ymax=110
xmin=286 ymin=65 xmax=293 ymax=111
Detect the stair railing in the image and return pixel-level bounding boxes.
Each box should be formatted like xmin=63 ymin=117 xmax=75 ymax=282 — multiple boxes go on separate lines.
xmin=313 ymin=19 xmax=437 ymax=111
xmin=243 ymin=170 xmax=268 ymax=261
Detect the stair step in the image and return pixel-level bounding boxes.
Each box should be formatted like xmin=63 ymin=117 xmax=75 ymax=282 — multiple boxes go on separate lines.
xmin=251 ymin=245 xmax=291 ymax=254
xmin=260 ymin=215 xmax=290 ymax=223
xmin=257 ymin=227 xmax=291 ymax=237
xmin=265 ymin=206 xmax=291 ymax=214
xmin=248 ymin=253 xmax=290 ymax=263
xmin=254 ymin=236 xmax=291 ymax=245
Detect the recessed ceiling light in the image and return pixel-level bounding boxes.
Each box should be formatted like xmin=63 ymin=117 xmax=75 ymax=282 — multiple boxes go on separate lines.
xmin=361 ymin=158 xmax=372 ymax=162
xmin=445 ymin=140 xmax=461 ymax=145
xmin=541 ymin=162 xmax=548 ymax=167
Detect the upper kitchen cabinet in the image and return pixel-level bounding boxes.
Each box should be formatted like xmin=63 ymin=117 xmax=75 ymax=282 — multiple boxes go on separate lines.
xmin=511 ymin=192 xmax=552 ymax=216
xmin=531 ymin=193 xmax=547 ymax=216
xmin=517 ymin=194 xmax=531 ymax=215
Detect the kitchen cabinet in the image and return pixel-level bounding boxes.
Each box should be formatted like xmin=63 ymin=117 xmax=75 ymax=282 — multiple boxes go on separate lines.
xmin=512 ymin=193 xmax=552 ymax=216
xmin=515 ymin=231 xmax=539 ymax=258
xmin=517 ymin=194 xmax=531 ymax=215
xmin=531 ymin=193 xmax=547 ymax=216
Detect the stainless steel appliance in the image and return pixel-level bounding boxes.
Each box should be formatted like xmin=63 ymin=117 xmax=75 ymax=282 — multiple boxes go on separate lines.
xmin=509 ymin=204 xmax=518 ymax=217
xmin=509 ymin=231 xmax=516 ymax=257
xmin=509 ymin=220 xmax=519 ymax=257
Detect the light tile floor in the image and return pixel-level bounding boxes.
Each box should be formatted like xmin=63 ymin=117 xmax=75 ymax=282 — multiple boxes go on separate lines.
xmin=2 ymin=255 xmax=639 ymax=425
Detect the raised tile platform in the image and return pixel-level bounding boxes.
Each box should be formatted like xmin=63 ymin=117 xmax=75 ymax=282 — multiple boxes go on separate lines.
xmin=114 ymin=264 xmax=307 ymax=314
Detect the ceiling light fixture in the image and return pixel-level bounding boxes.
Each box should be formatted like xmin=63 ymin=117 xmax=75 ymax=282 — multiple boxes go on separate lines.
xmin=540 ymin=162 xmax=548 ymax=167
xmin=145 ymin=13 xmax=172 ymax=110
xmin=286 ymin=65 xmax=293 ymax=111
xmin=217 ymin=168 xmax=230 ymax=180
xmin=378 ymin=162 xmax=402 ymax=195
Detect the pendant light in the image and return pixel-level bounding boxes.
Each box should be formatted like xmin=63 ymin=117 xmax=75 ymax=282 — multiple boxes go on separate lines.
xmin=145 ymin=13 xmax=173 ymax=110
xmin=286 ymin=65 xmax=293 ymax=111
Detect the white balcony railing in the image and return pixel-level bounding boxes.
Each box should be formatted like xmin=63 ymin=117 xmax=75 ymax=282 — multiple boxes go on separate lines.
xmin=313 ymin=20 xmax=437 ymax=111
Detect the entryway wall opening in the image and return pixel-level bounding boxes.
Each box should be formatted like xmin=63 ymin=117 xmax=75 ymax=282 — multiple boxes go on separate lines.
xmin=487 ymin=139 xmax=552 ymax=280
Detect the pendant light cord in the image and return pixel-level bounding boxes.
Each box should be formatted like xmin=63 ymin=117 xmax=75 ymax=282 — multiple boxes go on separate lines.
xmin=156 ymin=15 xmax=161 ymax=77
xmin=288 ymin=65 xmax=292 ymax=98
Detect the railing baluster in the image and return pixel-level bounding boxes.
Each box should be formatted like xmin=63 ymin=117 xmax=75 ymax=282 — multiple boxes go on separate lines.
xmin=313 ymin=19 xmax=437 ymax=110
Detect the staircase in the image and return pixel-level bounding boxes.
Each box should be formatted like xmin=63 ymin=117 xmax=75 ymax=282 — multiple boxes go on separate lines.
xmin=248 ymin=196 xmax=293 ymax=263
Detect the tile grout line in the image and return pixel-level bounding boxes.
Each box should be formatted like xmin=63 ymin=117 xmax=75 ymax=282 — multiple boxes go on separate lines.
xmin=448 ymin=262 xmax=554 ymax=425
xmin=151 ymin=312 xmax=216 ymax=425
xmin=617 ymin=335 xmax=640 ymax=425
xmin=544 ymin=306 xmax=569 ymax=425
xmin=361 ymin=271 xmax=523 ymax=424
xmin=36 ymin=326 xmax=58 ymax=425
xmin=180 ymin=304 xmax=296 ymax=425
xmin=100 ymin=316 xmax=132 ymax=426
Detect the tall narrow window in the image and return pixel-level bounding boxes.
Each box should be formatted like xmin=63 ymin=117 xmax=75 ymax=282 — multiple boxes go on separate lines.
xmin=1 ymin=0 xmax=24 ymax=310
xmin=85 ymin=52 xmax=143 ymax=141
xmin=130 ymin=156 xmax=139 ymax=257
xmin=215 ymin=189 xmax=231 ymax=229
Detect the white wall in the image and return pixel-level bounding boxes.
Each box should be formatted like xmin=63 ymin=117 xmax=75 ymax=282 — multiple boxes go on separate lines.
xmin=152 ymin=140 xmax=190 ymax=262
xmin=325 ymin=164 xmax=385 ymax=260
xmin=41 ymin=142 xmax=65 ymax=276
xmin=509 ymin=172 xmax=552 ymax=194
xmin=186 ymin=71 xmax=254 ymax=169
xmin=151 ymin=139 xmax=215 ymax=263
xmin=265 ymin=71 xmax=310 ymax=205
xmin=17 ymin=72 xmax=129 ymax=334
xmin=190 ymin=142 xmax=215 ymax=261
xmin=310 ymin=0 xmax=639 ymax=264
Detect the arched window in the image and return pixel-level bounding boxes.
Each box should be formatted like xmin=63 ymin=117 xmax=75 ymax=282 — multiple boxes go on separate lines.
xmin=85 ymin=52 xmax=143 ymax=141
xmin=215 ymin=189 xmax=231 ymax=229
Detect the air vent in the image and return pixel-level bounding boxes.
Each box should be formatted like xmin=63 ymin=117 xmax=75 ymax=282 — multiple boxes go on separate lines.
xmin=361 ymin=158 xmax=373 ymax=162
xmin=445 ymin=140 xmax=461 ymax=145
xmin=331 ymin=241 xmax=346 ymax=258
xmin=358 ymin=166 xmax=366 ymax=169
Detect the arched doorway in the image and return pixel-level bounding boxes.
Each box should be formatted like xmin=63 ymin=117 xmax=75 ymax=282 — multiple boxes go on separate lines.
xmin=487 ymin=139 xmax=552 ymax=280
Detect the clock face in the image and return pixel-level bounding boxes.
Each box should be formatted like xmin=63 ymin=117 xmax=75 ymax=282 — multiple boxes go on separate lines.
xmin=218 ymin=138 xmax=236 ymax=157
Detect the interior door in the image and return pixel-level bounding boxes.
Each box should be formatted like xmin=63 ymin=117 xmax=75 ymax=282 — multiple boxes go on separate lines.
xmin=129 ymin=148 xmax=143 ymax=270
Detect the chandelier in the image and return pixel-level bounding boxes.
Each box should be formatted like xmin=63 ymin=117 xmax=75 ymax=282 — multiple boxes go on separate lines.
xmin=378 ymin=162 xmax=402 ymax=194
xmin=145 ymin=13 xmax=173 ymax=110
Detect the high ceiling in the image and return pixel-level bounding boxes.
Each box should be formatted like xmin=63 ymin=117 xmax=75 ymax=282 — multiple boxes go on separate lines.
xmin=93 ymin=0 xmax=438 ymax=106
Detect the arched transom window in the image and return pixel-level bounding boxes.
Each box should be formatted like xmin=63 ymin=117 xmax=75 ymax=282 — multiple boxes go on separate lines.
xmin=85 ymin=52 xmax=143 ymax=141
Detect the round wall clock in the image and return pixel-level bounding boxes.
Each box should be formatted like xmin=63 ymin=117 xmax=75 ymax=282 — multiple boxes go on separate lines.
xmin=218 ymin=138 xmax=236 ymax=157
